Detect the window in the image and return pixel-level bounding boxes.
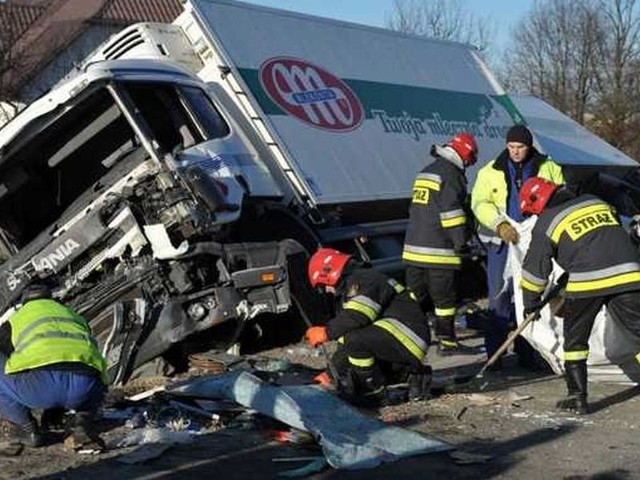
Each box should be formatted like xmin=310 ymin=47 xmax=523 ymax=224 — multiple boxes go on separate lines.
xmin=0 ymin=87 xmax=143 ymax=247
xmin=180 ymin=85 xmax=230 ymax=140
xmin=123 ymin=82 xmax=230 ymax=156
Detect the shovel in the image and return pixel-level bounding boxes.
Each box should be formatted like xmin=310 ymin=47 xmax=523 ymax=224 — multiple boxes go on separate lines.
xmin=470 ymin=272 xmax=568 ymax=390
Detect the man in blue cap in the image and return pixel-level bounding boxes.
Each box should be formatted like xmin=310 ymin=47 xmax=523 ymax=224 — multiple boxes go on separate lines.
xmin=0 ymin=283 xmax=107 ymax=453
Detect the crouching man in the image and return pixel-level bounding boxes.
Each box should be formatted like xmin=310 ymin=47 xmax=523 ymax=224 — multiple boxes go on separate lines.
xmin=305 ymin=248 xmax=432 ymax=405
xmin=0 ymin=283 xmax=108 ymax=451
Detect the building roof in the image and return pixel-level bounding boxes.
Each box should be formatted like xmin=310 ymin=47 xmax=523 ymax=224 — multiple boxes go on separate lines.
xmin=97 ymin=0 xmax=183 ymax=24
xmin=0 ymin=0 xmax=182 ymax=100
xmin=0 ymin=2 xmax=49 ymax=46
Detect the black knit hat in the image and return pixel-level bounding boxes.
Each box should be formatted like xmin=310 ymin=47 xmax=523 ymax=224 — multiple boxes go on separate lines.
xmin=506 ymin=125 xmax=533 ymax=146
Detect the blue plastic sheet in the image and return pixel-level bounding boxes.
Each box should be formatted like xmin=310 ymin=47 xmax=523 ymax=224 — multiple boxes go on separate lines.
xmin=167 ymin=371 xmax=451 ymax=470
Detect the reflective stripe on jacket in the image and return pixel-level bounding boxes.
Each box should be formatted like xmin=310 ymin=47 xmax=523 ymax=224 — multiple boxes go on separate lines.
xmin=521 ymin=194 xmax=640 ymax=305
xmin=6 ymin=299 xmax=108 ymax=383
xmin=374 ymin=317 xmax=428 ymax=361
xmin=471 ymin=148 xmax=564 ymax=244
xmin=403 ymin=155 xmax=470 ymax=269
xmin=327 ymin=268 xmax=430 ymax=357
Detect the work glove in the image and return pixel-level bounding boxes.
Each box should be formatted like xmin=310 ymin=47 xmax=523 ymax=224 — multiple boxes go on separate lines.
xmin=313 ymin=371 xmax=333 ymax=387
xmin=305 ymin=326 xmax=328 ymax=348
xmin=496 ymin=221 xmax=519 ymax=244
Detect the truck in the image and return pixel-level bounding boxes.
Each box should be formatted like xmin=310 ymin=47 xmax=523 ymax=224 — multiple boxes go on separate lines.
xmin=0 ymin=0 xmax=637 ymax=384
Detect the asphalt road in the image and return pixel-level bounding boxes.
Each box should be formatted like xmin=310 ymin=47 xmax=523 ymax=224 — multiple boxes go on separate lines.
xmin=2 ymin=338 xmax=639 ymax=480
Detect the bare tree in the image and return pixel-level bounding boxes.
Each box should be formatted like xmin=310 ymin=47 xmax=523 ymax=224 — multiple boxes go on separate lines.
xmin=500 ymin=0 xmax=640 ymax=161
xmin=589 ymin=0 xmax=640 ymax=157
xmin=385 ymin=0 xmax=494 ymax=54
xmin=500 ymin=0 xmax=601 ymax=124
xmin=0 ymin=1 xmax=39 ymax=124
xmin=0 ymin=2 xmax=19 ymax=121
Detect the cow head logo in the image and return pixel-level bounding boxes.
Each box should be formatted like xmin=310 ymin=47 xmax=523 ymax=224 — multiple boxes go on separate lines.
xmin=259 ymin=57 xmax=364 ymax=132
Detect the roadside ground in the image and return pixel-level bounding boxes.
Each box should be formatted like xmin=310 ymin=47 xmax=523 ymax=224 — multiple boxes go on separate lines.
xmin=0 ymin=327 xmax=639 ymax=480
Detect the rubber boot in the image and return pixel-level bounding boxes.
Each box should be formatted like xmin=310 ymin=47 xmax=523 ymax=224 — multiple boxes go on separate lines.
xmin=65 ymin=412 xmax=105 ymax=452
xmin=7 ymin=417 xmax=42 ymax=448
xmin=41 ymin=407 xmax=67 ymax=431
xmin=556 ymin=361 xmax=589 ymax=415
xmin=436 ymin=315 xmax=459 ymax=356
xmin=340 ymin=366 xmax=386 ymax=407
xmin=437 ymin=338 xmax=460 ymax=356
xmin=408 ymin=365 xmax=433 ymax=402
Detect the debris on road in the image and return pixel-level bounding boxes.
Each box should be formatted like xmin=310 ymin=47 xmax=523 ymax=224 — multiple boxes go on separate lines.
xmin=167 ymin=370 xmax=452 ymax=469
xmin=448 ymin=450 xmax=493 ymax=465
xmin=117 ymin=443 xmax=173 ymax=464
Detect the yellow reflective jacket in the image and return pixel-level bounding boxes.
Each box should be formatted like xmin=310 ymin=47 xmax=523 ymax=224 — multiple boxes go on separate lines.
xmin=471 ymin=148 xmax=564 ymax=244
xmin=6 ymin=299 xmax=108 ymax=384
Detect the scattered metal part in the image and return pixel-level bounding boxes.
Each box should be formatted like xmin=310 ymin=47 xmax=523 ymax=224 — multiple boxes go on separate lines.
xmin=127 ymin=385 xmax=166 ymax=402
xmin=154 ymin=406 xmax=191 ymax=431
xmin=448 ymin=450 xmax=492 ymax=465
xmin=63 ymin=434 xmax=104 ymax=454
xmin=455 ymin=406 xmax=468 ymax=421
xmin=278 ymin=457 xmax=328 ymax=478
xmin=188 ymin=351 xmax=251 ymax=373
xmin=102 ymin=407 xmax=138 ymax=420
xmin=168 ymin=399 xmax=221 ymax=423
xmin=252 ymin=357 xmax=292 ymax=372
xmin=188 ymin=354 xmax=228 ymax=373
xmin=0 ymin=441 xmax=23 ymax=456
xmin=271 ymin=428 xmax=314 ymax=445
xmin=117 ymin=427 xmax=194 ymax=447
xmin=125 ymin=411 xmax=148 ymax=429
xmin=272 ymin=456 xmax=325 ymax=463
xmin=117 ymin=443 xmax=173 ymax=464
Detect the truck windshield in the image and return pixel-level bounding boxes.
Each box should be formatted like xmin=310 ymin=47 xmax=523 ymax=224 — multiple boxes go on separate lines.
xmin=0 ymin=87 xmax=142 ymax=249
xmin=122 ymin=82 xmax=229 ymax=155
xmin=0 ymin=81 xmax=231 ymax=255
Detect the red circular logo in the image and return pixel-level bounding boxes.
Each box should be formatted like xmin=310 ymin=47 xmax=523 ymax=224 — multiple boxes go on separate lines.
xmin=259 ymin=56 xmax=364 ymax=132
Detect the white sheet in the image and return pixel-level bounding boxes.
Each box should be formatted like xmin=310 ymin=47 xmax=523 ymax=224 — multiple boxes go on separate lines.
xmin=506 ymin=217 xmax=640 ymax=384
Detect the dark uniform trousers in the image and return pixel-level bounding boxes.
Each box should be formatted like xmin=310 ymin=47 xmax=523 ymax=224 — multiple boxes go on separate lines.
xmin=563 ymin=291 xmax=640 ymax=360
xmin=521 ymin=194 xmax=640 ymax=368
xmin=402 ymin=157 xmax=469 ymax=346
xmin=406 ymin=266 xmax=458 ymax=340
xmin=325 ymin=268 xmax=431 ymax=393
xmin=331 ymin=322 xmax=430 ymax=385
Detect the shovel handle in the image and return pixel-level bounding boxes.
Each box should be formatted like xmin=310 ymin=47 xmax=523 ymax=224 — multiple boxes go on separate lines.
xmin=477 ymin=311 xmax=538 ymax=377
xmin=477 ymin=276 xmax=566 ymax=377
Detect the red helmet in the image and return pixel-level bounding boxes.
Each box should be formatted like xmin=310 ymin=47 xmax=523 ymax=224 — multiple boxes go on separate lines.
xmin=449 ymin=133 xmax=478 ymax=166
xmin=308 ymin=248 xmax=352 ymax=288
xmin=519 ymin=177 xmax=559 ymax=215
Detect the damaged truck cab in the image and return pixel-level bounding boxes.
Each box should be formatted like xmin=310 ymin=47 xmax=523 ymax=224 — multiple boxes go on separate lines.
xmin=0 ymin=60 xmax=307 ymax=384
xmin=10 ymin=0 xmax=615 ymax=385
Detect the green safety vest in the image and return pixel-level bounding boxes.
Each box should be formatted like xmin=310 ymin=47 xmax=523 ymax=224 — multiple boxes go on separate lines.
xmin=6 ymin=299 xmax=107 ymax=384
xmin=471 ymin=154 xmax=564 ymax=242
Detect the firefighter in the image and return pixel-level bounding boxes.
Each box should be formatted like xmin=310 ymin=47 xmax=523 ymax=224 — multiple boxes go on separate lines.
xmin=0 ymin=283 xmax=108 ymax=452
xmin=519 ymin=177 xmax=640 ymax=414
xmin=402 ymin=132 xmax=478 ymax=355
xmin=471 ymin=125 xmax=564 ymax=368
xmin=305 ymin=248 xmax=432 ymax=404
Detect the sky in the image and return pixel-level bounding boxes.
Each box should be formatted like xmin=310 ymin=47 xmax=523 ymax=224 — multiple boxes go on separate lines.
xmin=242 ymin=0 xmax=535 ymax=55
